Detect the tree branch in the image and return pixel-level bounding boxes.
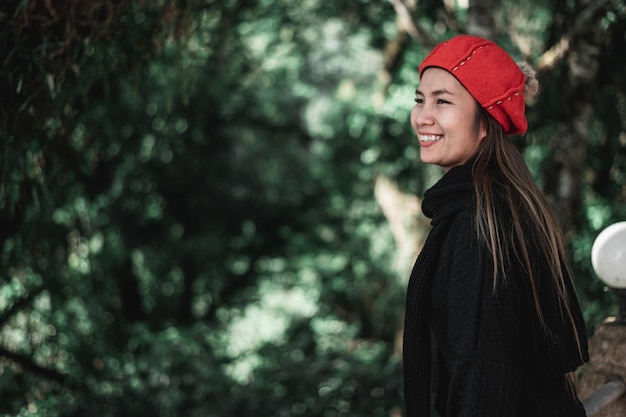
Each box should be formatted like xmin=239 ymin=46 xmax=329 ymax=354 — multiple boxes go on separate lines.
xmin=0 ymin=346 xmax=67 ymax=385
xmin=388 ymin=0 xmax=436 ymax=47
xmin=0 ymin=286 xmax=44 ymax=328
xmin=536 ymin=0 xmax=613 ymax=73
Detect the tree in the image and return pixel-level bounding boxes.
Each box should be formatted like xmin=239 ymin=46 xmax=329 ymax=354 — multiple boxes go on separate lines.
xmin=0 ymin=1 xmax=625 ymax=416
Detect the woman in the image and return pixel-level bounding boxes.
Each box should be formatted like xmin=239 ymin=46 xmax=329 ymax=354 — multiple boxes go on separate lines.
xmin=402 ymin=35 xmax=589 ymax=417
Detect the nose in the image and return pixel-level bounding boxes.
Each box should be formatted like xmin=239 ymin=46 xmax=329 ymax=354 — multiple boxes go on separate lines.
xmin=411 ymin=104 xmax=434 ymax=130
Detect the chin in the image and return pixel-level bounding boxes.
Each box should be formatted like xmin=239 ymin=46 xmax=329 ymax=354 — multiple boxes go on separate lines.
xmin=419 ymin=154 xmax=439 ymax=166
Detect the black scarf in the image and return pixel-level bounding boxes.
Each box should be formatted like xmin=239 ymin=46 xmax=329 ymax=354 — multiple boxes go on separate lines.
xmin=402 ymin=163 xmax=474 ymax=417
xmin=401 ymin=163 xmax=589 ymax=417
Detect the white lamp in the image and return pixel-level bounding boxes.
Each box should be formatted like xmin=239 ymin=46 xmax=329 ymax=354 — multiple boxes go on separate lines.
xmin=591 ymin=221 xmax=626 ymax=324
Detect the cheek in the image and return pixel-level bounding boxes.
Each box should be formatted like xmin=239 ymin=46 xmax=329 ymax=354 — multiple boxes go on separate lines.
xmin=409 ymin=107 xmax=419 ymax=129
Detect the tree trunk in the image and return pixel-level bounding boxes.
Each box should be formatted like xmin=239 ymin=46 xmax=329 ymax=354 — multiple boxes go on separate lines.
xmin=543 ymin=1 xmax=605 ymax=232
xmin=468 ymin=0 xmax=500 ymax=39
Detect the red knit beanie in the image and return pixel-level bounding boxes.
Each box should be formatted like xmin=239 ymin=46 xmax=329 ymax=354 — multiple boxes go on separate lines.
xmin=419 ymin=35 xmax=527 ymax=135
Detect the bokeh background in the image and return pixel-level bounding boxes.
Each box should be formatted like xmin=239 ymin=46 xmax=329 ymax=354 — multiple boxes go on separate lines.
xmin=1 ymin=1 xmax=625 ymax=416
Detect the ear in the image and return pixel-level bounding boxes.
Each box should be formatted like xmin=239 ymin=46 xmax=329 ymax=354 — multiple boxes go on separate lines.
xmin=475 ymin=105 xmax=487 ymax=143
xmin=478 ymin=117 xmax=487 ymax=142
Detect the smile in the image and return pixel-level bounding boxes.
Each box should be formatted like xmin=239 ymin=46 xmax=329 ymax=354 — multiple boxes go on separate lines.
xmin=419 ymin=134 xmax=443 ymax=143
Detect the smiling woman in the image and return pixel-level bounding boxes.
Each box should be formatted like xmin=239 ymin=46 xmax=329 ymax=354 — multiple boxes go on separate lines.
xmin=411 ymin=68 xmax=486 ymax=171
xmin=402 ymin=35 xmax=589 ymax=417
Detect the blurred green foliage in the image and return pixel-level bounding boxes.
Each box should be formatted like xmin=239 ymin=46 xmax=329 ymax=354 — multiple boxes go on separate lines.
xmin=0 ymin=0 xmax=625 ymax=416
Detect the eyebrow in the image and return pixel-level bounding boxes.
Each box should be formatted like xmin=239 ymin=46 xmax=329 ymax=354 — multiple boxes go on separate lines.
xmin=415 ymin=88 xmax=454 ymax=96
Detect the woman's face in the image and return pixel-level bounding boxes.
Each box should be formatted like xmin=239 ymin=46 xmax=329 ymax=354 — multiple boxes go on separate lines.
xmin=410 ymin=67 xmax=486 ymax=171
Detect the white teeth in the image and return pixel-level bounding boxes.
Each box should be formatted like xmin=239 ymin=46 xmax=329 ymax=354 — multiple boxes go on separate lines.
xmin=419 ymin=135 xmax=443 ymax=142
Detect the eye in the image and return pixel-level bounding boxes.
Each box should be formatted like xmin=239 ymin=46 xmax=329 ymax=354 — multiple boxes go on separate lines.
xmin=436 ymin=98 xmax=451 ymax=104
xmin=414 ymin=97 xmax=424 ymax=104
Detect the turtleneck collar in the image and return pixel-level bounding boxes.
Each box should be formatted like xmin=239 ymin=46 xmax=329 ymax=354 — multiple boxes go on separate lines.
xmin=421 ymin=162 xmax=475 ymax=226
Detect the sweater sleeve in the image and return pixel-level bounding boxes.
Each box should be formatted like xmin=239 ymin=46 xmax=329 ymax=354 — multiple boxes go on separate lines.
xmin=430 ymin=211 xmax=527 ymax=417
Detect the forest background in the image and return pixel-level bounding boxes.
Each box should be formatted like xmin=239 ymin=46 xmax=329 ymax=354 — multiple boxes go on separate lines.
xmin=0 ymin=0 xmax=625 ymax=416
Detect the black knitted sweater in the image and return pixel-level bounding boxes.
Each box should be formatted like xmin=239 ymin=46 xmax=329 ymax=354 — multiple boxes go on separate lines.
xmin=402 ymin=162 xmax=589 ymax=417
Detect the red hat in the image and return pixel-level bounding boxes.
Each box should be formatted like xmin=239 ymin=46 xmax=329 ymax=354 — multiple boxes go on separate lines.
xmin=419 ymin=35 xmax=527 ymax=135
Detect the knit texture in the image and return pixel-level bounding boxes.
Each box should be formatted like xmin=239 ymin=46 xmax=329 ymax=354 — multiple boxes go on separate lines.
xmin=402 ymin=162 xmax=589 ymax=417
xmin=403 ymin=163 xmax=474 ymax=417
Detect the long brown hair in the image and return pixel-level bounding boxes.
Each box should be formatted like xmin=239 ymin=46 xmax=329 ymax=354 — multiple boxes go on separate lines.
xmin=471 ymin=109 xmax=585 ymax=358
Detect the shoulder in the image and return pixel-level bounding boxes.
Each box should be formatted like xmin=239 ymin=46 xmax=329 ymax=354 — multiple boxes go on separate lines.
xmin=439 ymin=210 xmax=484 ymax=274
xmin=444 ymin=209 xmax=480 ymax=251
